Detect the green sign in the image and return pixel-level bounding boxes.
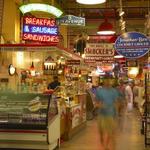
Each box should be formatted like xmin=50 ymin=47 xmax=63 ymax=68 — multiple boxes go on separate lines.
xmin=19 ymin=3 xmax=63 ymax=18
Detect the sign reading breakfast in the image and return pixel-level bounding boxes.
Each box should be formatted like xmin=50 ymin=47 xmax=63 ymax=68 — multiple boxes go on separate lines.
xmin=22 ymin=16 xmax=59 ymax=43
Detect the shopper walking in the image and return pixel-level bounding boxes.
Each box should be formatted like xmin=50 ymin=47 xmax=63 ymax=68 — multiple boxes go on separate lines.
xmin=124 ymin=81 xmax=134 ymax=113
xmin=95 ymin=78 xmax=119 ymax=150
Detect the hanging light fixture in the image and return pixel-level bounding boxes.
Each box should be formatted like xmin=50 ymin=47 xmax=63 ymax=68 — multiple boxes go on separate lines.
xmin=97 ymin=19 xmax=115 ymax=35
xmin=76 ymin=0 xmax=106 ymax=5
xmin=114 ymin=55 xmax=124 ymax=59
xmin=30 ymin=61 xmax=35 ymax=76
xmin=114 ymin=50 xmax=124 ymax=59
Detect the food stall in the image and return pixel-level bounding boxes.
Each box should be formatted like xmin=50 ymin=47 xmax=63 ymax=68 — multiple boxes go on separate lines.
xmin=52 ymin=79 xmax=87 ymax=140
xmin=0 ymin=44 xmax=83 ymax=149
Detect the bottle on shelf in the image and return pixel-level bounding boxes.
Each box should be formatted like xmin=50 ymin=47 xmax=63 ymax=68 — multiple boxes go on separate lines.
xmin=53 ymin=65 xmax=57 ymax=75
xmin=48 ymin=65 xmax=51 ymax=75
xmin=45 ymin=65 xmax=48 ymax=75
xmin=51 ymin=65 xmax=54 ymax=75
xmin=57 ymin=63 xmax=63 ymax=75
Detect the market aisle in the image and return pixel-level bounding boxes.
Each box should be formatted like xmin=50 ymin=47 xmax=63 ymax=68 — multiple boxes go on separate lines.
xmin=60 ymin=109 xmax=149 ymax=150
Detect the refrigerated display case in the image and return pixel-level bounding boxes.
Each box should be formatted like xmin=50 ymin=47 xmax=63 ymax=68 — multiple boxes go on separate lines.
xmin=0 ymin=91 xmax=60 ymax=150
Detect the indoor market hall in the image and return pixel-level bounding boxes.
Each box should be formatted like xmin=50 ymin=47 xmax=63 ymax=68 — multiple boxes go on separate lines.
xmin=0 ymin=0 xmax=150 ymax=150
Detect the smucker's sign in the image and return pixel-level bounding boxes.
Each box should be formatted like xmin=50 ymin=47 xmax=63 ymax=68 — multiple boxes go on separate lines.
xmin=84 ymin=43 xmax=114 ymax=65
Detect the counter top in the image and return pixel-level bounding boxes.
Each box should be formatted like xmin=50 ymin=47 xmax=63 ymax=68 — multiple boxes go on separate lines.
xmin=75 ymin=93 xmax=87 ymax=96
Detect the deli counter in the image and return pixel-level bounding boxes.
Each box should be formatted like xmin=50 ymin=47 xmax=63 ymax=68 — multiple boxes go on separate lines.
xmin=0 ymin=91 xmax=60 ymax=150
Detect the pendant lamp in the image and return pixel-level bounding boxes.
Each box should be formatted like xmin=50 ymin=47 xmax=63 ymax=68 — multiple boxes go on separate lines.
xmin=30 ymin=61 xmax=35 ymax=76
xmin=76 ymin=0 xmax=106 ymax=5
xmin=114 ymin=50 xmax=124 ymax=59
xmin=97 ymin=19 xmax=115 ymax=35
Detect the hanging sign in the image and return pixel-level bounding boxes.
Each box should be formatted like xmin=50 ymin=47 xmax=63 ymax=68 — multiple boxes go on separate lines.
xmin=115 ymin=32 xmax=150 ymax=59
xmin=22 ymin=16 xmax=59 ymax=43
xmin=66 ymin=60 xmax=80 ymax=65
xmin=56 ymin=15 xmax=85 ymax=26
xmin=84 ymin=43 xmax=114 ymax=65
xmin=19 ymin=3 xmax=63 ymax=18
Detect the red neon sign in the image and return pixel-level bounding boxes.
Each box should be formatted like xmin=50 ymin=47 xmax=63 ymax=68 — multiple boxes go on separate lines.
xmin=23 ymin=34 xmax=59 ymax=42
xmin=24 ymin=17 xmax=56 ymax=27
xmin=22 ymin=17 xmax=59 ymax=43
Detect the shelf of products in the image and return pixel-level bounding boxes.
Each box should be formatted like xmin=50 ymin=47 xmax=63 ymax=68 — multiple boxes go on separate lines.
xmin=144 ymin=73 xmax=150 ymax=146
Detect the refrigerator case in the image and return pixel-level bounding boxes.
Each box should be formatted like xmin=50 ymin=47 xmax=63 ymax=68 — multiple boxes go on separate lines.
xmin=0 ymin=92 xmax=60 ymax=150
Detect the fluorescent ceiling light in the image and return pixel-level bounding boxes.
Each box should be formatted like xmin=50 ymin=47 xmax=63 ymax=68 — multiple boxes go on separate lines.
xmin=119 ymin=11 xmax=125 ymax=16
xmin=114 ymin=55 xmax=124 ymax=58
xmin=97 ymin=31 xmax=115 ymax=35
xmin=19 ymin=3 xmax=63 ymax=18
xmin=76 ymin=0 xmax=106 ymax=5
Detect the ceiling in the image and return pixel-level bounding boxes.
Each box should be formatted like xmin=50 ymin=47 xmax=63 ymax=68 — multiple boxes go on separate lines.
xmin=55 ymin=0 xmax=150 ymax=48
xmin=16 ymin=0 xmax=150 ymax=32
xmin=15 ymin=0 xmax=150 ymax=48
xmin=59 ymin=0 xmax=149 ymax=19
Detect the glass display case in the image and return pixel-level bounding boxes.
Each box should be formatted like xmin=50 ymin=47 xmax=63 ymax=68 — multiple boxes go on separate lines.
xmin=0 ymin=91 xmax=58 ymax=129
xmin=0 ymin=90 xmax=60 ymax=150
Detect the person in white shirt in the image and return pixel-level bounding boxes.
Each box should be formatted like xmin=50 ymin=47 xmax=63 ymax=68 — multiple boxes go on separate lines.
xmin=133 ymin=80 xmax=145 ymax=113
xmin=124 ymin=81 xmax=134 ymax=112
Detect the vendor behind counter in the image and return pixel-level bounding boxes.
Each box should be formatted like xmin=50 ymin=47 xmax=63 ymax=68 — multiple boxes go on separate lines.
xmin=47 ymin=76 xmax=61 ymax=90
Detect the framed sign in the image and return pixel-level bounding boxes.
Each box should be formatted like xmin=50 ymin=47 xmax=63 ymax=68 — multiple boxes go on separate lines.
xmin=66 ymin=60 xmax=80 ymax=65
xmin=84 ymin=43 xmax=114 ymax=65
xmin=56 ymin=15 xmax=85 ymax=26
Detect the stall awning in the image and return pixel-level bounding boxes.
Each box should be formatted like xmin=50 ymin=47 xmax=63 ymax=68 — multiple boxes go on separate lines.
xmin=0 ymin=43 xmax=82 ymax=61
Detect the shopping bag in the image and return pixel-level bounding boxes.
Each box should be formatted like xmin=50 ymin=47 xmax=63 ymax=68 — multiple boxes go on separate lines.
xmin=127 ymin=102 xmax=133 ymax=112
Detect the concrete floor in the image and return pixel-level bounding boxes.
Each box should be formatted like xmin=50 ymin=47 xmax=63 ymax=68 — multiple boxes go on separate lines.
xmin=60 ymin=110 xmax=150 ymax=150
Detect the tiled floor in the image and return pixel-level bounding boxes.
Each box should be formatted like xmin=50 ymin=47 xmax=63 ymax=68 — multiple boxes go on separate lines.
xmin=60 ymin=110 xmax=150 ymax=150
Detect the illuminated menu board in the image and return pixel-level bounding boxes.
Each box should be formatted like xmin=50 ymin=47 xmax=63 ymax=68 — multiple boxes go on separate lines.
xmin=22 ymin=17 xmax=59 ymax=43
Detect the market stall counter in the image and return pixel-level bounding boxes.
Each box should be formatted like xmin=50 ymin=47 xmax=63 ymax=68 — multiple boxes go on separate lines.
xmin=52 ymin=84 xmax=87 ymax=141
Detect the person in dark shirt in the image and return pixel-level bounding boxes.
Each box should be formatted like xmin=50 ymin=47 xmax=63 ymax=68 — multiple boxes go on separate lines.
xmin=47 ymin=76 xmax=60 ymax=90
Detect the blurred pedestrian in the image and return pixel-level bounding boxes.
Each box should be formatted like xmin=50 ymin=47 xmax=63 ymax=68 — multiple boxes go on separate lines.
xmin=124 ymin=81 xmax=134 ymax=113
xmin=115 ymin=81 xmax=126 ymax=116
xmin=95 ymin=78 xmax=119 ymax=150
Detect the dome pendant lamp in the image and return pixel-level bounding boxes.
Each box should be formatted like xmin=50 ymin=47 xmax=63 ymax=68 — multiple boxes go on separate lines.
xmin=97 ymin=19 xmax=115 ymax=35
xmin=76 ymin=0 xmax=106 ymax=5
